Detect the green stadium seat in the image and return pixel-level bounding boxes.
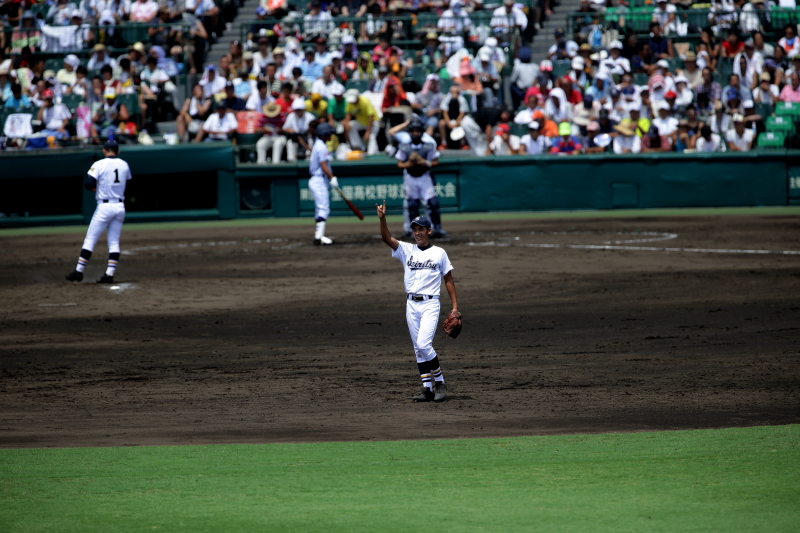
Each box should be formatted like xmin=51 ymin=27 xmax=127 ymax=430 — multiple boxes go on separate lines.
xmin=774 ymin=101 xmax=800 ymax=118
xmin=61 ymin=94 xmax=85 ymax=113
xmin=45 ymin=58 xmax=64 ymax=73
xmin=766 ymin=115 xmax=795 ymax=134
xmin=757 ymin=131 xmax=786 ymax=148
xmin=510 ymin=123 xmax=528 ymax=137
xmin=755 ymin=102 xmax=773 ymax=120
xmin=345 ymin=79 xmax=369 ymax=92
xmin=552 ymin=60 xmax=571 ymax=78
xmin=633 ymin=73 xmax=649 ymax=86
xmin=116 ymin=93 xmax=140 ymax=115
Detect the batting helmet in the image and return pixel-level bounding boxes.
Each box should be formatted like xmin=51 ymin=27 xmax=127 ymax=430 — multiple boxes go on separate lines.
xmin=408 ymin=116 xmax=424 ymax=132
xmin=316 ymin=122 xmax=334 ymax=139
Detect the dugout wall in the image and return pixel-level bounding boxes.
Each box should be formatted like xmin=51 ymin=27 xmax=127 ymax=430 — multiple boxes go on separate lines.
xmin=1 ymin=146 xmax=797 ymax=228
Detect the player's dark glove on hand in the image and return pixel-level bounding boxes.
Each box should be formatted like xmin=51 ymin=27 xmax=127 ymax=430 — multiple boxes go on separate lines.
xmin=406 ymin=151 xmax=429 ymax=178
xmin=442 ymin=310 xmax=462 ymax=338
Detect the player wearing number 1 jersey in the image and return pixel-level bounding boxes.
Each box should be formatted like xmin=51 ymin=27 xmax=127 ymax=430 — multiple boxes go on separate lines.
xmin=66 ymin=140 xmax=132 ymax=284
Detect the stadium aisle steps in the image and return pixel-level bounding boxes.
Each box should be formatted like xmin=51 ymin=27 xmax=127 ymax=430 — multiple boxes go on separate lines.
xmin=531 ymin=0 xmax=583 ymax=63
xmin=207 ymin=0 xmax=260 ymax=67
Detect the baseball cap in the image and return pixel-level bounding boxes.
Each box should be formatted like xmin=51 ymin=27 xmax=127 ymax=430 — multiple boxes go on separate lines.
xmin=103 ymin=139 xmax=119 ymax=150
xmin=65 ymin=54 xmax=80 ymax=68
xmin=345 ymin=88 xmax=360 ymax=104
xmin=599 ymin=108 xmax=610 ymax=118
xmin=42 ymin=88 xmax=54 ymax=99
xmin=571 ymin=57 xmax=584 ymax=70
xmin=527 ymin=120 xmax=541 ymax=130
xmin=495 ymin=123 xmax=511 ymax=135
xmin=732 ymin=113 xmax=745 ymax=123
xmin=628 ymin=101 xmax=642 ymax=112
xmin=743 ymin=99 xmax=754 ymax=108
xmin=558 ymin=122 xmax=571 ymax=136
xmin=225 ymin=81 xmax=235 ymax=89
xmin=657 ymin=100 xmax=671 ymax=111
xmin=291 ymin=98 xmax=306 ymax=110
xmin=255 ymin=6 xmax=267 ymax=15
xmin=331 ymin=84 xmax=345 ymax=96
xmin=656 ymin=59 xmax=670 ymax=69
xmin=725 ymin=87 xmax=740 ymax=101
xmin=342 ymin=35 xmax=355 ymax=45
xmin=554 ymin=28 xmax=565 ymax=38
xmin=608 ymin=40 xmax=623 ymax=50
xmin=610 ymin=87 xmax=621 ymax=98
xmin=744 ymin=38 xmax=754 ymax=48
xmin=411 ymin=216 xmax=432 ymax=229
xmin=674 ymin=75 xmax=688 ymax=85
xmin=665 ymin=90 xmax=677 ymax=99
xmin=304 ymin=46 xmax=315 ymax=54
xmin=503 ymin=0 xmax=515 ymax=6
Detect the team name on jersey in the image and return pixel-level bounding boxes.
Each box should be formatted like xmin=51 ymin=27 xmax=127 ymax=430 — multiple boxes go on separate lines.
xmin=407 ymin=256 xmax=438 ymax=270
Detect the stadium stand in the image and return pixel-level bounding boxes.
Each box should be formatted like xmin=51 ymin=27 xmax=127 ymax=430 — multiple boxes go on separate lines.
xmin=1 ymin=0 xmax=800 ymax=156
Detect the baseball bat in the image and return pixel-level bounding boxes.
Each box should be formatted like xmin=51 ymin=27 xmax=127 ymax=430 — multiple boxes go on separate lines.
xmin=336 ymin=187 xmax=364 ymax=220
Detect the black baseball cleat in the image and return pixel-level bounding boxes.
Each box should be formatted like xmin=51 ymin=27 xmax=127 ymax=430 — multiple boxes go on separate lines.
xmin=433 ymin=382 xmax=447 ymax=402
xmin=65 ymin=270 xmax=83 ymax=282
xmin=96 ymin=274 xmax=114 ymax=284
xmin=412 ymin=387 xmax=435 ymax=402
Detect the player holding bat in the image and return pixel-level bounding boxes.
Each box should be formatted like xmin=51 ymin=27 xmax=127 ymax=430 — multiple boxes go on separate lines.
xmin=308 ymin=123 xmax=338 ymax=245
xmin=376 ymin=200 xmax=462 ymax=402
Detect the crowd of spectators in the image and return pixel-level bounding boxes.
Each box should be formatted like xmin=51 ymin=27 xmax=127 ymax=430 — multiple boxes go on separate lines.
xmin=2 ymin=0 xmax=800 ymax=156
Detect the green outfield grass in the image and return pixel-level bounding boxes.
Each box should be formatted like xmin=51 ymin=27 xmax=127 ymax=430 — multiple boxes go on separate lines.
xmin=1 ymin=206 xmax=799 ymax=237
xmin=1 ymin=425 xmax=798 ymax=532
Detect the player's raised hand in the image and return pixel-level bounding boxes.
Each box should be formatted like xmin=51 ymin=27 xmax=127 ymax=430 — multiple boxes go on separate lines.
xmin=376 ymin=200 xmax=387 ymax=219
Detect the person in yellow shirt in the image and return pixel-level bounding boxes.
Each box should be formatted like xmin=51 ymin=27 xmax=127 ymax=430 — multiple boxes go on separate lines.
xmin=629 ymin=102 xmax=651 ymax=138
xmin=306 ymin=93 xmax=329 ymax=118
xmin=343 ymin=88 xmax=380 ymax=154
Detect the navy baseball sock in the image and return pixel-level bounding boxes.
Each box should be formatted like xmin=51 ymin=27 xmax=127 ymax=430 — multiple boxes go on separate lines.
xmin=75 ymin=249 xmax=92 ymax=272
xmin=417 ymin=360 xmax=433 ymax=390
xmin=428 ymin=356 xmax=445 ymax=383
xmin=106 ymin=252 xmax=120 ymax=276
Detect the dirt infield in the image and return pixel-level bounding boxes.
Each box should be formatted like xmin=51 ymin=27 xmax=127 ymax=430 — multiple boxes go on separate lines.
xmin=1 ymin=214 xmax=799 ymax=449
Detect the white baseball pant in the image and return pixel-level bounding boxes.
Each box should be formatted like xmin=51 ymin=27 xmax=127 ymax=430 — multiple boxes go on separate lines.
xmin=255 ymin=135 xmax=287 ymax=164
xmin=83 ymin=202 xmax=126 ymax=253
xmin=347 ymin=121 xmax=380 ymax=155
xmin=403 ymin=174 xmax=436 ymax=202
xmin=406 ymin=297 xmax=440 ymax=363
xmin=308 ymin=176 xmax=330 ymax=220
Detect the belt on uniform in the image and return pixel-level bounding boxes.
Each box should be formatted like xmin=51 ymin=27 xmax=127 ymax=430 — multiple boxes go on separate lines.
xmin=407 ymin=294 xmax=439 ymax=301
xmin=101 ymin=199 xmax=123 ymax=203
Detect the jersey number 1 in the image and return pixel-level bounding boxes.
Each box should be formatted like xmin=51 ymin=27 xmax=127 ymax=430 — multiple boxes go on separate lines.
xmin=114 ymin=169 xmax=120 ymax=183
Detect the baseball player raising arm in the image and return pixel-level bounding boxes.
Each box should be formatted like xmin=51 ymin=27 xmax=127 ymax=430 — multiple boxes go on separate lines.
xmin=376 ymin=200 xmax=458 ymax=402
xmin=66 ymin=139 xmax=131 ymax=284
xmin=309 ymin=122 xmax=338 ymax=245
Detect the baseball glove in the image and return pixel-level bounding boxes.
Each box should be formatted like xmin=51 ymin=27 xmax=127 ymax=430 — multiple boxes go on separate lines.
xmin=442 ymin=310 xmax=463 ymax=339
xmin=406 ymin=151 xmax=429 ymax=178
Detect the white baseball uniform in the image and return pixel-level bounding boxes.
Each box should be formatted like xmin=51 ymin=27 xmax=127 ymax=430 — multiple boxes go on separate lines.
xmin=308 ymin=137 xmax=331 ymax=221
xmin=83 ymin=156 xmax=132 ymax=254
xmin=391 ymin=241 xmax=453 ymax=364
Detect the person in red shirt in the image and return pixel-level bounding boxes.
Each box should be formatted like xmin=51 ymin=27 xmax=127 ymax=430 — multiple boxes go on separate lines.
xmin=559 ymin=76 xmax=582 ymax=105
xmin=721 ymin=29 xmax=745 ymax=58
xmin=274 ymin=82 xmax=295 ymax=114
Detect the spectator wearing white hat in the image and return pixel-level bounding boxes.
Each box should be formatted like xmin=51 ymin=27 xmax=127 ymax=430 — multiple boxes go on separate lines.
xmin=725 ymin=113 xmax=754 ymax=152
xmin=652 ymin=0 xmax=677 ymax=35
xmin=438 ymin=0 xmax=473 ymax=35
xmin=57 ymin=55 xmax=81 ymax=89
xmin=673 ymin=75 xmax=694 ymax=107
xmin=569 ymin=56 xmax=589 ymax=89
xmin=477 ymin=37 xmax=506 ymax=72
xmin=87 ymin=44 xmax=116 ymax=71
xmin=326 ymin=84 xmax=348 ymax=128
xmin=343 ymin=89 xmax=380 ymax=155
xmin=491 ymin=0 xmax=528 ymax=35
xmin=628 ymin=102 xmax=651 ymax=138
xmin=652 ymin=100 xmax=678 ymax=147
xmin=605 ymin=40 xmax=631 ymax=74
xmin=519 ymin=121 xmax=551 ymax=155
xmin=474 ymin=51 xmax=500 ymax=105
xmin=709 ymin=100 xmax=732 ymax=136
xmin=280 ymin=98 xmax=316 ymax=160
